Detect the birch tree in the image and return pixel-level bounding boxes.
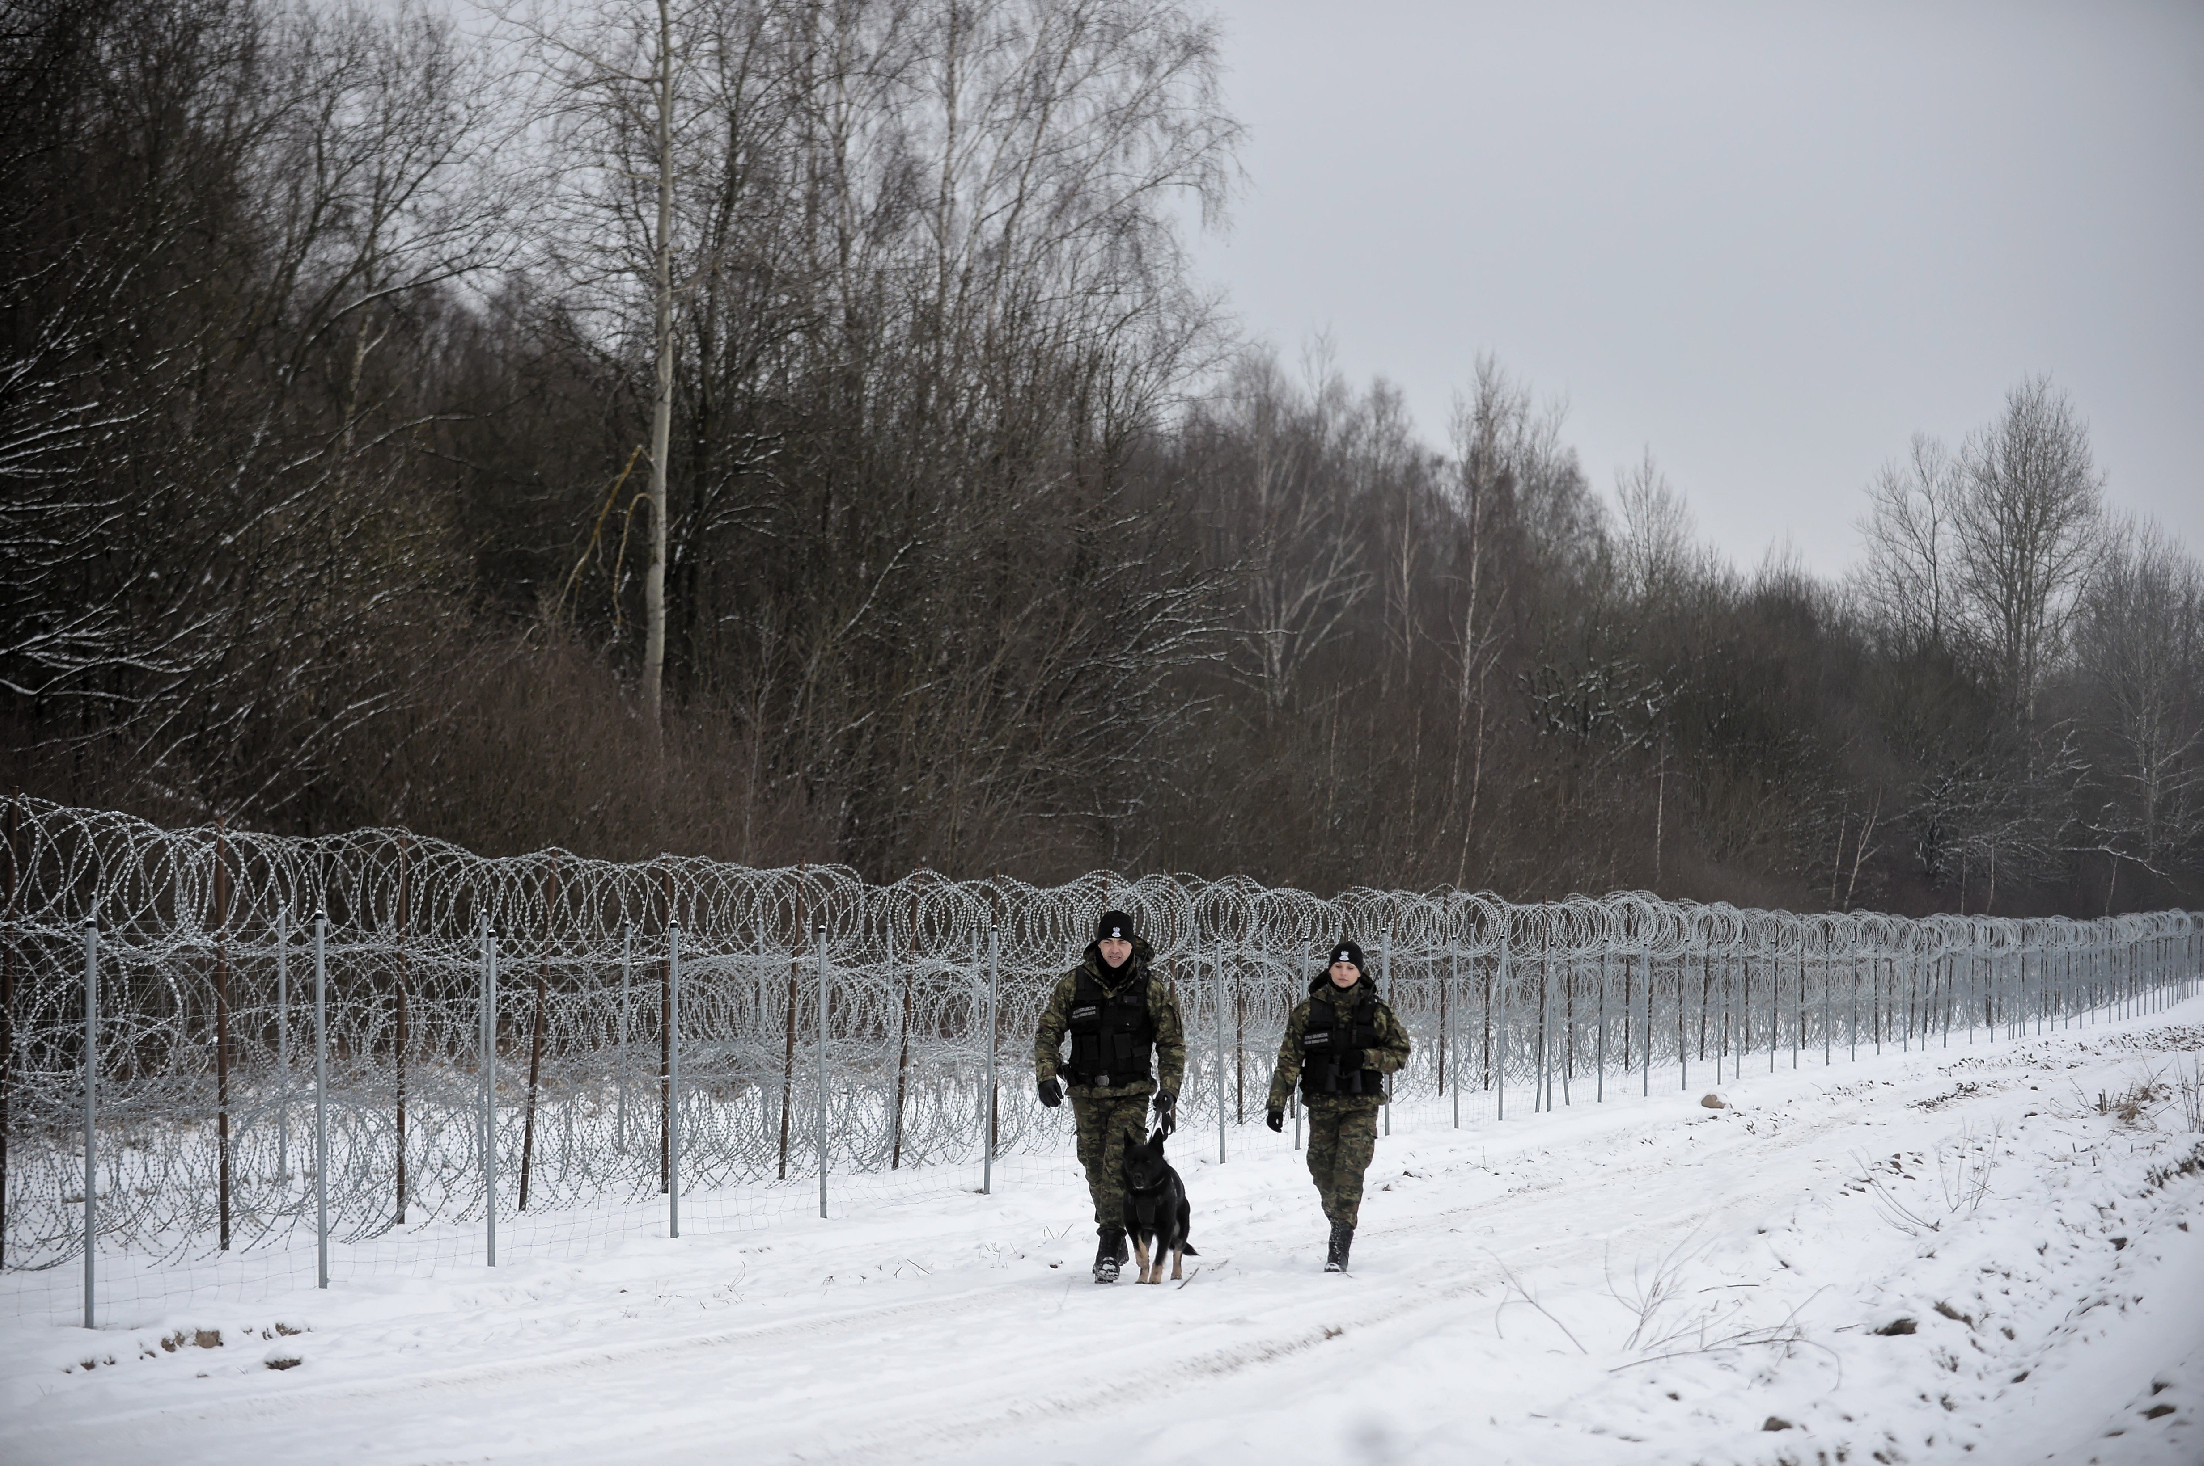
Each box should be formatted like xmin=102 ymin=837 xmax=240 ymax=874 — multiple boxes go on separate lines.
xmin=506 ymin=0 xmax=711 ymax=730
xmin=1952 ymin=376 xmax=2104 ymax=726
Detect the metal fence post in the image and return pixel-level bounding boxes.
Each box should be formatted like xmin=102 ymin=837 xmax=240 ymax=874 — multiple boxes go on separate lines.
xmin=1293 ymin=958 xmax=1303 ymax=1151
xmin=1964 ymin=946 xmax=1976 ymax=1044
xmin=1675 ymin=944 xmax=1688 ymax=1093
xmin=1945 ymin=942 xmax=1956 ymax=1040
xmin=1595 ymin=948 xmax=1608 ymax=1103
xmin=1903 ymin=943 xmax=1914 ymax=1051
xmin=617 ymin=922 xmax=632 ymax=1152
xmin=1216 ymin=931 xmax=1229 ymax=1161
xmin=1450 ymin=946 xmax=1462 ymax=1128
xmin=1678 ymin=944 xmax=1691 ymax=1093
xmin=1496 ymin=929 xmax=1510 ymax=1120
xmin=1536 ymin=948 xmax=1549 ymax=1113
xmin=1769 ymin=946 xmax=1781 ymax=1073
xmin=1642 ymin=945 xmax=1654 ymax=1097
xmin=1847 ymin=944 xmax=1857 ymax=1063
xmin=817 ymin=920 xmax=830 ymax=1217
xmin=483 ymin=920 xmax=498 ymax=1267
xmin=81 ymin=913 xmax=97 ymax=1330
xmin=1702 ymin=946 xmax=1716 ymax=1084
xmin=668 ymin=922 xmax=682 ymax=1238
xmin=276 ymin=908 xmax=290 ymax=1181
xmin=313 ymin=909 xmax=329 ymax=1289
xmin=1793 ymin=946 xmax=1804 ymax=1070
xmin=981 ymin=920 xmax=997 ymax=1195
xmin=1379 ymin=930 xmax=1392 ymax=1136
xmin=1822 ymin=943 xmax=1833 ymax=1067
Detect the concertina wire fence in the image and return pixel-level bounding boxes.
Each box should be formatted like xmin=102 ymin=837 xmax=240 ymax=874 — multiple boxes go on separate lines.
xmin=1 ymin=798 xmax=2198 ymax=1325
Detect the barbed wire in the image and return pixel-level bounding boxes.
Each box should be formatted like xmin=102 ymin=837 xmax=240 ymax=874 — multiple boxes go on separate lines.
xmin=2 ymin=797 xmax=2197 ymax=1272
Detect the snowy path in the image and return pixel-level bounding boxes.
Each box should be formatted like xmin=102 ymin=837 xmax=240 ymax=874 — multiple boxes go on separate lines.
xmin=6 ymin=1001 xmax=2203 ymax=1465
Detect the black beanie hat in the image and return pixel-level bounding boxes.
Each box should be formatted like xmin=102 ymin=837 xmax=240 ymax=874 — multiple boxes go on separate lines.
xmin=1328 ymin=937 xmax=1366 ymax=973
xmin=1095 ymin=910 xmax=1137 ymax=944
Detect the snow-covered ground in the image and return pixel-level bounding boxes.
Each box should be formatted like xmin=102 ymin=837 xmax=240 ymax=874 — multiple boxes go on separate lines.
xmin=6 ymin=1000 xmax=2203 ymax=1466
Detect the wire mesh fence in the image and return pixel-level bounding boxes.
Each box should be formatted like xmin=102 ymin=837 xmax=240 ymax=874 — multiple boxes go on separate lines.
xmin=3 ymin=799 xmax=2198 ymax=1323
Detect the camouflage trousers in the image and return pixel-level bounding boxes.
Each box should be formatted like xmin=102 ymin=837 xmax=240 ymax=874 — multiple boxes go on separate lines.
xmin=1071 ymin=1094 xmax=1152 ymax=1231
xmin=1304 ymin=1102 xmax=1380 ymax=1227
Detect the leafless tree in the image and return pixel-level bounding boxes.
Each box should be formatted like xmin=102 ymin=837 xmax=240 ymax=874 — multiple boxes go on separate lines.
xmin=1855 ymin=433 xmax=1959 ymax=655
xmin=500 ymin=0 xmax=714 ymax=729
xmin=1196 ymin=352 xmax=1373 ymax=716
xmin=2071 ymin=521 xmax=2204 ymax=897
xmin=1 ymin=0 xmax=510 ymax=812
xmin=1440 ymin=358 xmax=1582 ymax=886
xmin=1952 ymin=376 xmax=2104 ymax=726
xmin=1613 ymin=449 xmax=1702 ymax=607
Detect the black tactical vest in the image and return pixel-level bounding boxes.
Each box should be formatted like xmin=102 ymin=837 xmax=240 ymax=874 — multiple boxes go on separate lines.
xmin=1299 ymin=992 xmax=1386 ymax=1100
xmin=1066 ymin=965 xmax=1155 ymax=1088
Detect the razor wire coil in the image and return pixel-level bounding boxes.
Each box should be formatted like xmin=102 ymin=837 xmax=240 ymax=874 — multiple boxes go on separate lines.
xmin=0 ymin=798 xmax=2197 ymax=1273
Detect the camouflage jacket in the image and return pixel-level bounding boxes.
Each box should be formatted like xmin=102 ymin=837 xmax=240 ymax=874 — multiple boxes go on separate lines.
xmin=1266 ymin=975 xmax=1413 ymax=1113
xmin=1033 ymin=940 xmax=1187 ymax=1101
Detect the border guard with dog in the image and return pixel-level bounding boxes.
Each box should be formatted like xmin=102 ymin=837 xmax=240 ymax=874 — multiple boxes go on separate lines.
xmin=1034 ymin=910 xmax=1186 ymax=1283
xmin=1265 ymin=937 xmax=1412 ymax=1272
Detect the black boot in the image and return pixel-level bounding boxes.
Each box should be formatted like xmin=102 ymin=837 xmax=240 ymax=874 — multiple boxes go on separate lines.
xmin=1094 ymin=1227 xmax=1125 ymax=1284
xmin=1324 ymin=1220 xmax=1354 ymax=1273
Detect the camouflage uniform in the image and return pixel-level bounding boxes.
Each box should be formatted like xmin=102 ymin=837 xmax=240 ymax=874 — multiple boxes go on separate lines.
xmin=1034 ymin=937 xmax=1186 ymax=1229
xmin=1069 ymin=1095 xmax=1153 ymax=1229
xmin=1266 ymin=977 xmax=1412 ymax=1228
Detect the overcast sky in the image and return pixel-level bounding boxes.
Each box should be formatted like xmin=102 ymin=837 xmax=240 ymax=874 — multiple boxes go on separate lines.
xmin=1190 ymin=0 xmax=2204 ymax=578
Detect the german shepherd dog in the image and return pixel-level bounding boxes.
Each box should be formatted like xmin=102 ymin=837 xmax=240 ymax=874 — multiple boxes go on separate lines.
xmin=1121 ymin=1128 xmax=1197 ymax=1284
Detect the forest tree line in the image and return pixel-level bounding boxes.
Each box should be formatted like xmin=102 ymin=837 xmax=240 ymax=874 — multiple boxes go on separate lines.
xmin=4 ymin=0 xmax=2199 ymax=915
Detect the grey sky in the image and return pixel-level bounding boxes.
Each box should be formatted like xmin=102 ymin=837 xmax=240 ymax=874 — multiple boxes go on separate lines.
xmin=1191 ymin=0 xmax=2204 ymax=577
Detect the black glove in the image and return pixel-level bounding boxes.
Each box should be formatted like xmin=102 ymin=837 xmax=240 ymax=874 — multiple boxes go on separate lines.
xmin=1266 ymin=1108 xmax=1284 ymax=1133
xmin=1152 ymin=1090 xmax=1177 ymax=1135
xmin=1037 ymin=1077 xmax=1062 ymax=1108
